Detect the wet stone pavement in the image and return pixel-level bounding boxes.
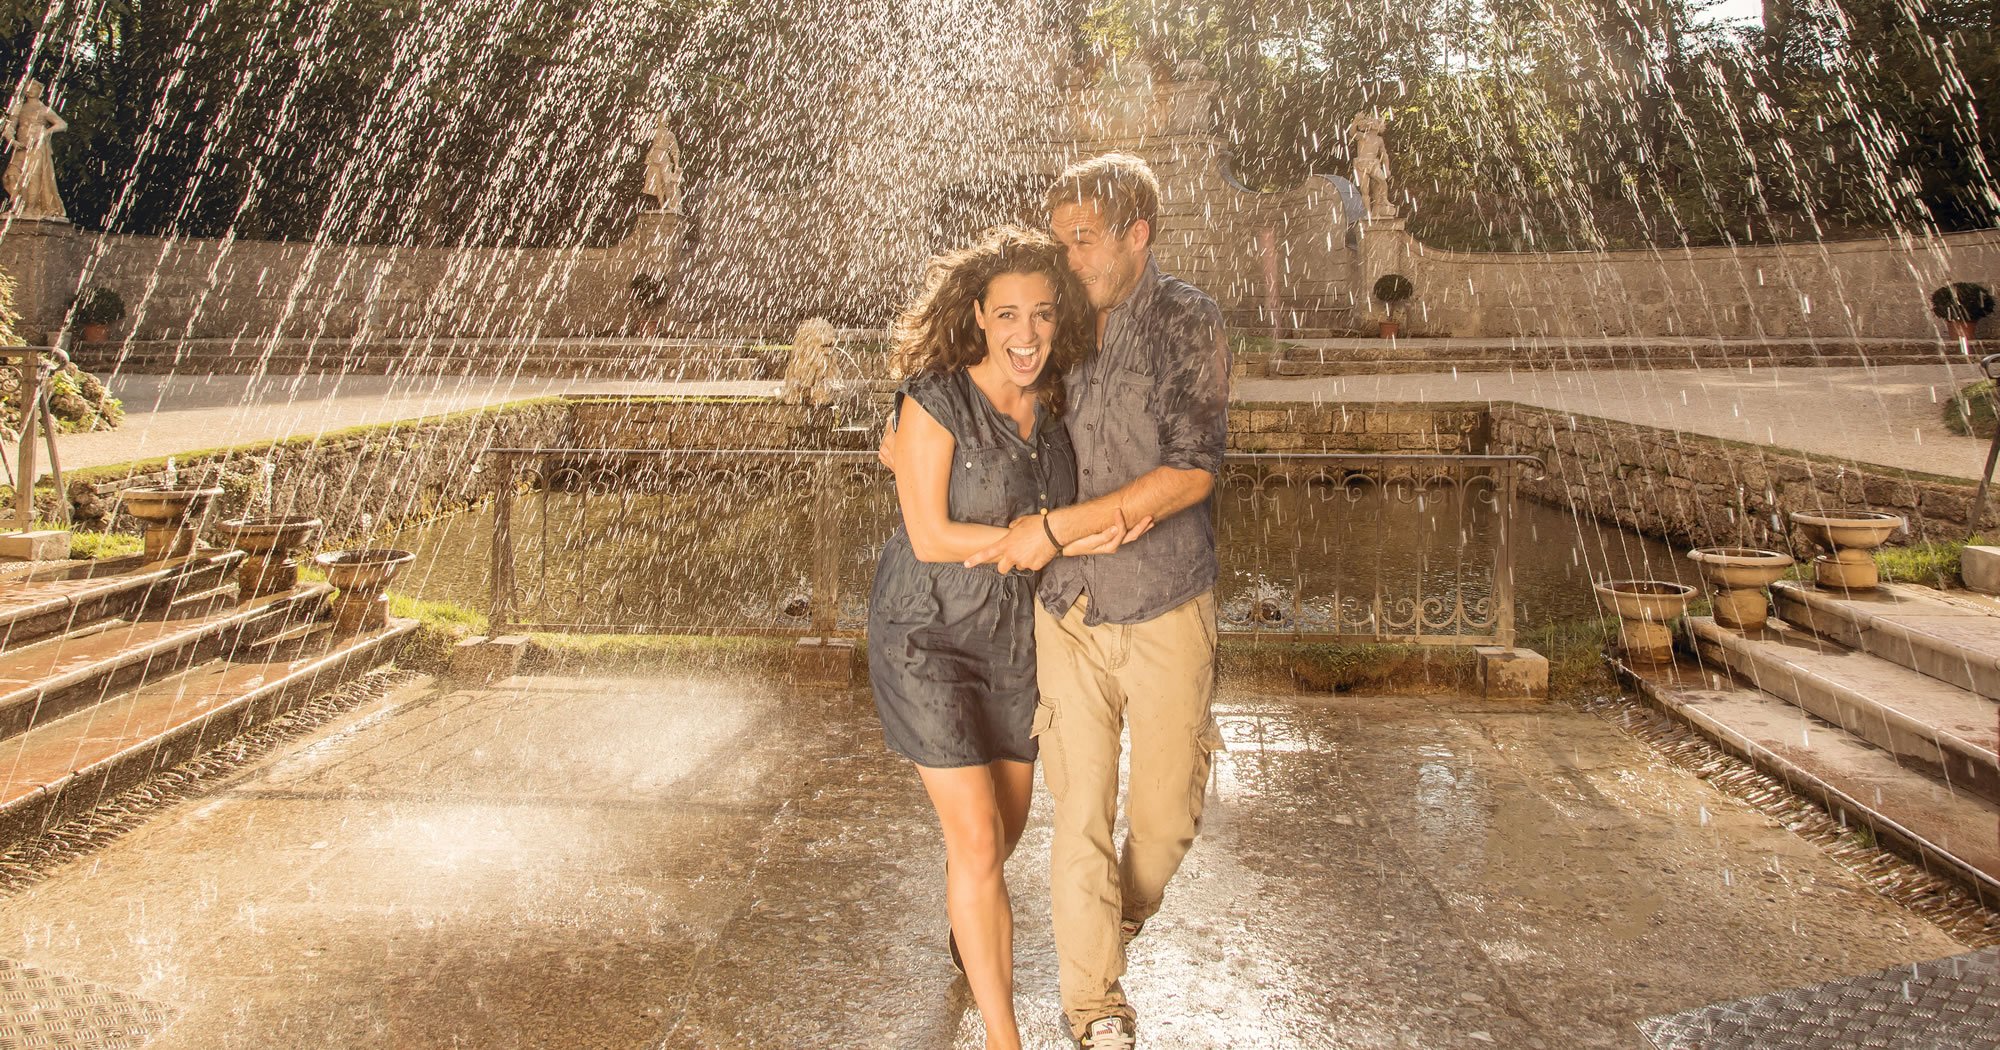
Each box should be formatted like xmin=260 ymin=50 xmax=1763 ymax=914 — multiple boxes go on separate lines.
xmin=0 ymin=672 xmax=1973 ymax=1049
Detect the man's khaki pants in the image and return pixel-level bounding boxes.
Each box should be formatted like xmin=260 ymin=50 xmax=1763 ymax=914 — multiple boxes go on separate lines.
xmin=1032 ymin=590 xmax=1221 ymax=1035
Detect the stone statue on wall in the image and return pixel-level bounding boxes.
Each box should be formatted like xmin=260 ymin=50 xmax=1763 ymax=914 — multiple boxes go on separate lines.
xmin=3 ymin=80 xmax=68 ymax=222
xmin=639 ymin=112 xmax=682 ymax=214
xmin=781 ymin=318 xmax=844 ymax=406
xmin=1348 ymin=112 xmax=1394 ymax=219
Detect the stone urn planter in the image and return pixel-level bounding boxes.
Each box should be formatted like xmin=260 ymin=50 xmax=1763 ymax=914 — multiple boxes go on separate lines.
xmin=216 ymin=516 xmax=321 ymax=598
xmin=119 ymin=486 xmax=225 ymax=561
xmin=1594 ymin=580 xmax=1698 ymax=664
xmin=1789 ymin=511 xmax=1906 ymax=591
xmin=314 ymin=548 xmax=415 ymax=633
xmin=1687 ymin=547 xmax=1795 ymax=630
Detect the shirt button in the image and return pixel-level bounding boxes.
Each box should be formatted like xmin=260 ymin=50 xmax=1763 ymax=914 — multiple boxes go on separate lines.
xmin=1086 ymin=423 xmax=1095 ymax=430
xmin=1039 ymin=492 xmax=1046 ymax=499
xmin=964 ymin=461 xmax=973 ymax=468
xmin=1030 ymin=452 xmax=1038 ymax=460
xmin=1010 ymin=453 xmax=1018 ymax=461
xmin=1083 ymin=469 xmax=1091 ymax=476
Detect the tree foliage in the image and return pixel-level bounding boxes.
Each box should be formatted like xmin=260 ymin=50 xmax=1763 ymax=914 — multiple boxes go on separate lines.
xmin=0 ymin=0 xmax=1992 ymax=252
xmin=1069 ymin=0 xmax=1998 ymax=249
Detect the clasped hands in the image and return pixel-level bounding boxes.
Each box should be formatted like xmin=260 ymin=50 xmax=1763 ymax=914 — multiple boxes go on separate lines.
xmin=963 ymin=508 xmax=1153 ymax=575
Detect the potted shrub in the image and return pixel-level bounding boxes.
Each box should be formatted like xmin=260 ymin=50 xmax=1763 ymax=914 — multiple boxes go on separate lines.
xmin=1931 ymin=281 xmax=1995 ymax=341
xmin=73 ymin=287 xmax=125 ymax=342
xmin=1372 ymin=273 xmax=1414 ymax=338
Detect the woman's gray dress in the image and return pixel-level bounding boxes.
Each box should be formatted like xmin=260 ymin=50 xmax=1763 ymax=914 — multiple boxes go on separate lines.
xmin=868 ymin=369 xmax=1077 ymax=768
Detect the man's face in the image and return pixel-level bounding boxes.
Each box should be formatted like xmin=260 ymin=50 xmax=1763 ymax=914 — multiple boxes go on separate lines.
xmin=1051 ymin=201 xmax=1148 ymax=313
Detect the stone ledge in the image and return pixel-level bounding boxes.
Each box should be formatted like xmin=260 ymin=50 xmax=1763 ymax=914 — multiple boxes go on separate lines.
xmin=447 ymin=634 xmax=530 ymax=684
xmin=0 ymin=531 xmax=68 ymax=562
xmin=790 ymin=637 xmax=856 ymax=688
xmin=1475 ymin=645 xmax=1548 ymax=699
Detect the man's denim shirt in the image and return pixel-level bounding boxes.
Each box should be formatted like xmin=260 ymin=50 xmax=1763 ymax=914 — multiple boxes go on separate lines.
xmin=1039 ymin=257 xmax=1231 ymax=626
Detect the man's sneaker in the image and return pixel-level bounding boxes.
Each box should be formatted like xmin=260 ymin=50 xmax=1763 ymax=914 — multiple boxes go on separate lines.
xmin=1119 ymin=917 xmax=1145 ymax=945
xmin=1078 ymin=1015 xmax=1136 ymax=1049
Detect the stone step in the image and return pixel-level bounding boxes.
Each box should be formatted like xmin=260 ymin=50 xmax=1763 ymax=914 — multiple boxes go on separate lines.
xmin=1688 ymin=616 xmax=2000 ymax=804
xmin=0 ymin=551 xmax=245 ymax=650
xmin=0 ymin=618 xmax=414 ymax=847
xmin=0 ymin=584 xmax=332 ymax=742
xmin=1773 ymin=580 xmax=2000 ymax=701
xmin=1617 ymin=656 xmax=2000 ymax=903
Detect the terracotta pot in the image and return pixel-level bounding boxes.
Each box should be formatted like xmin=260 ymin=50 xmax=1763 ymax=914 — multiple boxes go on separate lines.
xmin=79 ymin=322 xmax=109 ymax=343
xmin=1594 ymin=580 xmax=1697 ymax=664
xmin=1949 ymin=319 xmax=1979 ymax=341
xmin=1378 ymin=320 xmax=1400 ymax=339
xmin=1687 ymin=547 xmax=1794 ymax=630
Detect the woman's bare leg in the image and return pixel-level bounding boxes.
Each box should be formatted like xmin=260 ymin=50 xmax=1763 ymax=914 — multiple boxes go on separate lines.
xmin=991 ymin=758 xmax=1036 ymax=859
xmin=918 ymin=764 xmax=1022 ymax=1050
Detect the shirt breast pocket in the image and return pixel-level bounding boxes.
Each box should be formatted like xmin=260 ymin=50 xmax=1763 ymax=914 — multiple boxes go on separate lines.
xmin=950 ymin=442 xmax=1026 ymax=524
xmin=1105 ymin=367 xmax=1159 ymax=461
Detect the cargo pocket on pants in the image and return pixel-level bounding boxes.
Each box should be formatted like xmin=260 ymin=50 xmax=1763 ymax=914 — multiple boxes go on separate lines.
xmin=1190 ymin=717 xmax=1225 ymax=832
xmin=1032 ymin=699 xmax=1067 ymax=801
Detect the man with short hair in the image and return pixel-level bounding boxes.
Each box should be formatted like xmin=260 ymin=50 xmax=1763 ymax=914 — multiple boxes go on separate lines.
xmin=966 ymin=151 xmax=1229 ymax=1050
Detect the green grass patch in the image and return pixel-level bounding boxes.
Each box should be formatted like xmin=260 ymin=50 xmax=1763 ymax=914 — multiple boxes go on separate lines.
xmin=1519 ymin=618 xmax=1619 ymax=705
xmin=66 ymin=529 xmax=143 ymax=560
xmin=383 ymin=591 xmax=488 ymax=671
xmin=1874 ymin=538 xmax=1973 ymax=588
xmin=1944 ymin=379 xmax=1996 ymax=438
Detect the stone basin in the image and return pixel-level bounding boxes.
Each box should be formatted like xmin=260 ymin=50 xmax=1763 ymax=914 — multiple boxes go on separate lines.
xmin=217 ymin=515 xmax=321 ymax=554
xmin=1593 ymin=579 xmax=1698 ymax=621
xmin=1595 ymin=580 xmax=1697 ymax=664
xmin=313 ymin=548 xmax=416 ymax=591
xmin=1687 ymin=547 xmax=1794 ymax=630
xmin=1789 ymin=511 xmax=1906 ymax=590
xmin=1687 ymin=546 xmax=1794 ymax=589
xmin=1789 ymin=510 xmax=1906 ymax=551
xmin=119 ymin=486 xmax=225 ymax=525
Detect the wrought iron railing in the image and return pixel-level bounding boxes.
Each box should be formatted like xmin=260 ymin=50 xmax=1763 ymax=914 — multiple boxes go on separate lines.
xmin=481 ymin=448 xmax=1542 ymax=646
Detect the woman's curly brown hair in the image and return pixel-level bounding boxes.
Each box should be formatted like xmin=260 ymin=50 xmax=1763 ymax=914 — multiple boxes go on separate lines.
xmin=893 ymin=225 xmax=1094 ymax=415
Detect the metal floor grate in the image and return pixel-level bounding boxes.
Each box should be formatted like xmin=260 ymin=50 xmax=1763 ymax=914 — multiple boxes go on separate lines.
xmin=1637 ymin=946 xmax=2000 ymax=1049
xmin=0 ymin=957 xmax=177 ymax=1050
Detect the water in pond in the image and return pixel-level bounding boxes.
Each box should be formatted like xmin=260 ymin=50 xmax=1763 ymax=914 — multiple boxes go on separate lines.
xmin=382 ymin=472 xmax=1693 ymax=636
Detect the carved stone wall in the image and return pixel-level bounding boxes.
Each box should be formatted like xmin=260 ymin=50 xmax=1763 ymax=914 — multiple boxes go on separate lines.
xmin=1373 ymin=226 xmax=2000 ymax=341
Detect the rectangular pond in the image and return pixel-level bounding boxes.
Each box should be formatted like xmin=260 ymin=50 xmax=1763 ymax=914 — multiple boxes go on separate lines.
xmin=381 ymin=462 xmax=1694 ymax=638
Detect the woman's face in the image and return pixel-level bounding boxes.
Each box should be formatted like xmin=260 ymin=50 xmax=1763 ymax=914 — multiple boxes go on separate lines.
xmin=973 ymin=270 xmax=1058 ymax=390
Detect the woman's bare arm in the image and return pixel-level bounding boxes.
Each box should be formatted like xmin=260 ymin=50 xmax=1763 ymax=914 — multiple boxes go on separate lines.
xmin=892 ymin=397 xmax=1009 ymax=563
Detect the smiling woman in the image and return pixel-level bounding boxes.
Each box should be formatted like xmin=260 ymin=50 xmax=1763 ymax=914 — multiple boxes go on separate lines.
xmin=866 ymin=223 xmax=1136 ymax=1050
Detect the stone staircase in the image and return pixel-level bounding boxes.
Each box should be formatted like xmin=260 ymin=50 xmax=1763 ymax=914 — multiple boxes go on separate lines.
xmin=1619 ymin=578 xmax=2000 ymax=904
xmin=0 ymin=550 xmax=413 ymax=847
